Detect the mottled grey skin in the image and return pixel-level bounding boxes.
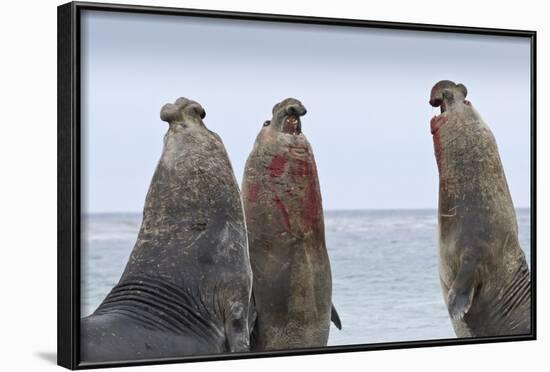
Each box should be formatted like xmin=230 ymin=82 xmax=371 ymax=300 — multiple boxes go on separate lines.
xmin=81 ymin=98 xmax=253 ymax=362
xmin=430 ymin=81 xmax=531 ymax=337
xmin=242 ymin=98 xmax=340 ymax=351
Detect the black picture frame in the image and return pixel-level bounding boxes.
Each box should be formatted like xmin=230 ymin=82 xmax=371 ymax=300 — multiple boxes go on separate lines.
xmin=57 ymin=1 xmax=537 ymax=369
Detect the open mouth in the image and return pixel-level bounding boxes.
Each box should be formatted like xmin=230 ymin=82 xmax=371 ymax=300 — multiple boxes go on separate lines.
xmin=282 ymin=115 xmax=302 ymax=135
xmin=429 ymin=99 xmax=447 ymax=135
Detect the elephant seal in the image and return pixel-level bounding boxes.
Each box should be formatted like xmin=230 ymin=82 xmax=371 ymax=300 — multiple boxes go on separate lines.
xmin=81 ymin=98 xmax=253 ymax=362
xmin=242 ymin=98 xmax=340 ymax=351
xmin=429 ymin=80 xmax=531 ymax=337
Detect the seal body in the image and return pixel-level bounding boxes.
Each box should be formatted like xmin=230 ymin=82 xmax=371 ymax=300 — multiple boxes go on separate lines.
xmin=430 ymin=81 xmax=531 ymax=337
xmin=242 ymin=98 xmax=336 ymax=350
xmin=81 ymin=98 xmax=253 ymax=362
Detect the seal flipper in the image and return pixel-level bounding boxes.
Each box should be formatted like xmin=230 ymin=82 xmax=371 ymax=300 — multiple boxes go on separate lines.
xmin=331 ymin=304 xmax=342 ymax=330
xmin=447 ymin=252 xmax=478 ymax=320
xmin=448 ymin=285 xmax=476 ymax=320
xmin=248 ymin=291 xmax=258 ymax=348
xmin=223 ymin=302 xmax=251 ymax=352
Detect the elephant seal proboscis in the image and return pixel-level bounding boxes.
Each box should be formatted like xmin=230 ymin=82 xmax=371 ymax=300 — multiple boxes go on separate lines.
xmin=80 ymin=98 xmax=253 ymax=362
xmin=242 ymin=98 xmax=341 ymax=351
xmin=429 ymin=80 xmax=531 ymax=337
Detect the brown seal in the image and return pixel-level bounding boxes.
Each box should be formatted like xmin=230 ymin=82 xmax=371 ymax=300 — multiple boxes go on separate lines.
xmin=242 ymin=98 xmax=340 ymax=351
xmin=430 ymin=80 xmax=531 ymax=337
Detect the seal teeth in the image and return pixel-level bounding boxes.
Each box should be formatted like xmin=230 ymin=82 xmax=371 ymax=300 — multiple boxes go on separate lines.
xmin=283 ymin=115 xmax=301 ymax=135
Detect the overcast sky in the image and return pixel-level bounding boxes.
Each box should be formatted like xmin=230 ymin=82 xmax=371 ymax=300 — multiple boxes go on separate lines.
xmin=81 ymin=10 xmax=531 ymax=213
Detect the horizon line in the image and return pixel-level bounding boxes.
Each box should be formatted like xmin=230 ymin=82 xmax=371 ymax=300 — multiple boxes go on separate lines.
xmin=83 ymin=206 xmax=531 ymax=215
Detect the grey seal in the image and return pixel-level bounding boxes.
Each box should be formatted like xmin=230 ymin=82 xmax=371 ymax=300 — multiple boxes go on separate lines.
xmin=80 ymin=98 xmax=253 ymax=362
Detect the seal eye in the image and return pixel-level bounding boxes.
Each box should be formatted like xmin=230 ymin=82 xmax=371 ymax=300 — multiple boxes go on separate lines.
xmin=263 ymin=120 xmax=271 ymax=127
xmin=442 ymin=90 xmax=454 ymax=101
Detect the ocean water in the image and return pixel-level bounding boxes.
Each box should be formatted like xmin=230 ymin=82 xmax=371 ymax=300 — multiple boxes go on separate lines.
xmin=81 ymin=208 xmax=531 ymax=346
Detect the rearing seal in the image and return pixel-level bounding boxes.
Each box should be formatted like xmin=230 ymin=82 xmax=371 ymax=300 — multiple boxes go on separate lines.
xmin=430 ymin=80 xmax=531 ymax=337
xmin=242 ymin=98 xmax=340 ymax=351
xmin=80 ymin=98 xmax=253 ymax=362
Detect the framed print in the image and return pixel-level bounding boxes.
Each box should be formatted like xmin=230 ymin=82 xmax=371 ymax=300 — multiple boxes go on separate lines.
xmin=58 ymin=1 xmax=536 ymax=369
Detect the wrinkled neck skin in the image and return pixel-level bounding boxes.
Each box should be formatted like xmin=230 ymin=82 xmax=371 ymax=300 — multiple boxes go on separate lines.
xmin=253 ymin=124 xmax=310 ymax=158
xmin=243 ymin=98 xmax=325 ymax=247
xmin=247 ymin=124 xmax=323 ymax=237
xmin=243 ymin=98 xmax=325 ymax=251
xmin=144 ymin=118 xmax=230 ymax=238
xmin=431 ymin=92 xmax=519 ymax=258
xmin=432 ymin=98 xmax=506 ymax=203
xmin=432 ymin=92 xmax=522 ymax=291
xmin=118 ymin=113 xmax=248 ymax=314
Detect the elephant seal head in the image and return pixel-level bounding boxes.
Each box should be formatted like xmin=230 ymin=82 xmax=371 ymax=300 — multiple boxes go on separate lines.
xmin=429 ymin=80 xmax=469 ymax=135
xmin=266 ymin=98 xmax=307 ymax=135
xmin=429 ymin=80 xmax=468 ymax=113
xmin=158 ymin=97 xmax=222 ymax=170
xmin=160 ymin=97 xmax=206 ymax=127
